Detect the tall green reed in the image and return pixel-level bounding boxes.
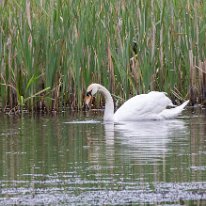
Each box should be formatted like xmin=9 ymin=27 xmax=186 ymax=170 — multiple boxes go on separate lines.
xmin=0 ymin=0 xmax=206 ymax=112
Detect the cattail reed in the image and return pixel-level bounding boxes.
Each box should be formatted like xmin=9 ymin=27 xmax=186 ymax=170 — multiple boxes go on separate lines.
xmin=0 ymin=0 xmax=206 ymax=113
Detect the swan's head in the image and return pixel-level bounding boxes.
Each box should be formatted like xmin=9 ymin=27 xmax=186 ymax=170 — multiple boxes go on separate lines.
xmin=84 ymin=83 xmax=99 ymax=107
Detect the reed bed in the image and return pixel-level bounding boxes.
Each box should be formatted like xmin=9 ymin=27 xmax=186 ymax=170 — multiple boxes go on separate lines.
xmin=0 ymin=0 xmax=206 ymax=113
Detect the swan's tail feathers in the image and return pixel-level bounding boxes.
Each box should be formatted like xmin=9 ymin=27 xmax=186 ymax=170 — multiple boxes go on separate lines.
xmin=160 ymin=100 xmax=189 ymax=119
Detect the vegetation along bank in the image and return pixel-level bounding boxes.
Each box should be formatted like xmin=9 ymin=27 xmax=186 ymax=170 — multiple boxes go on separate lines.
xmin=0 ymin=0 xmax=206 ymax=113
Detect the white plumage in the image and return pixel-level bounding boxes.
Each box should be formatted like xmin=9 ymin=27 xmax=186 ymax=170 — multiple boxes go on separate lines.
xmin=85 ymin=83 xmax=189 ymax=122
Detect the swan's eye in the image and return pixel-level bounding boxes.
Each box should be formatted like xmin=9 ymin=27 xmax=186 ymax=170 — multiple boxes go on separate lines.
xmin=86 ymin=90 xmax=92 ymax=96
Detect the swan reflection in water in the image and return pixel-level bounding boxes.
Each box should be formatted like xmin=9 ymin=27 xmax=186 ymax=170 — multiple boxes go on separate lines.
xmin=104 ymin=119 xmax=188 ymax=164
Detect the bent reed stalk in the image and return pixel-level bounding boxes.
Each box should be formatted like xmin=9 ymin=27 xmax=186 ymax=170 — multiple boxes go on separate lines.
xmin=0 ymin=0 xmax=206 ymax=113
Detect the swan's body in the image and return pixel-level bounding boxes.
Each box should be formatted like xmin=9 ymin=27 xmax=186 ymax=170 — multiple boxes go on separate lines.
xmin=85 ymin=83 xmax=189 ymax=122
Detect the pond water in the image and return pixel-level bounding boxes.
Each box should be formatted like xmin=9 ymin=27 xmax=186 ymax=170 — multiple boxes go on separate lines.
xmin=0 ymin=109 xmax=206 ymax=205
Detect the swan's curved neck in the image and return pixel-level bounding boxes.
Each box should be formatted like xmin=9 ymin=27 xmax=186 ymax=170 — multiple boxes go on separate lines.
xmin=98 ymin=85 xmax=114 ymax=121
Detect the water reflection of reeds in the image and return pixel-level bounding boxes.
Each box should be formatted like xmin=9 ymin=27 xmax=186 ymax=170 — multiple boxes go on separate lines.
xmin=189 ymin=114 xmax=206 ymax=181
xmin=0 ymin=113 xmax=206 ymax=204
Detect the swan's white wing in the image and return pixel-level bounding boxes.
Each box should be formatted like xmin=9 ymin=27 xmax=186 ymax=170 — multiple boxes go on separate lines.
xmin=114 ymin=91 xmax=173 ymax=121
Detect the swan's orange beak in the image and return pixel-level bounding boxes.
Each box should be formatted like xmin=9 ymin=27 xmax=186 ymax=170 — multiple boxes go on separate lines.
xmin=84 ymin=92 xmax=93 ymax=110
xmin=84 ymin=95 xmax=92 ymax=106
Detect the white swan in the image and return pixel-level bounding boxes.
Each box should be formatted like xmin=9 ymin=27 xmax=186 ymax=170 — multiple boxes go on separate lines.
xmin=84 ymin=83 xmax=189 ymax=122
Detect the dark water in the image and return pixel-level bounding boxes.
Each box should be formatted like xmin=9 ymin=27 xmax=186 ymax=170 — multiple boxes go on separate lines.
xmin=0 ymin=110 xmax=206 ymax=205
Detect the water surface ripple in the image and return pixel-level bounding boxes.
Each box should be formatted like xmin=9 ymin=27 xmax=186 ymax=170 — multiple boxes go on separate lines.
xmin=0 ymin=112 xmax=206 ymax=205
